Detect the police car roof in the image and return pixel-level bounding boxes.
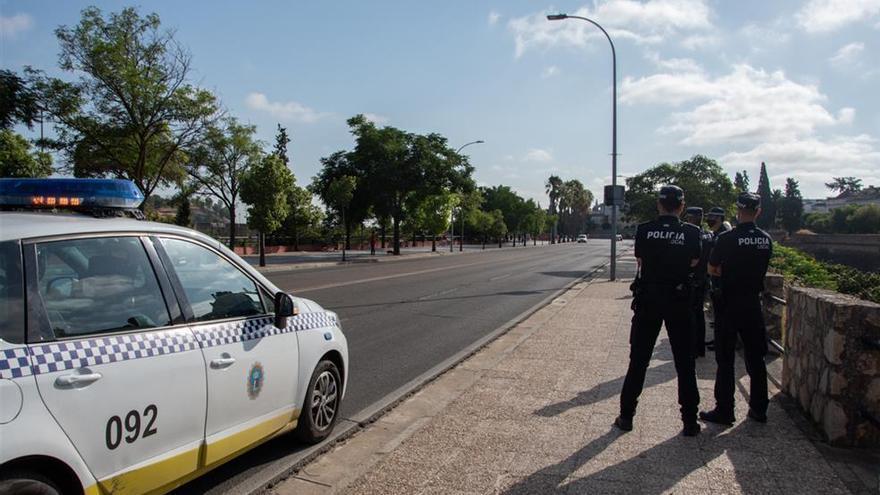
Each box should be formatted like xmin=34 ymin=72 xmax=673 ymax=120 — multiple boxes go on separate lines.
xmin=0 ymin=211 xmax=214 ymax=244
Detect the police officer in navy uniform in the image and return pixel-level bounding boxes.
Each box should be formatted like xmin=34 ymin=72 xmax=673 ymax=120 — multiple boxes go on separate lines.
xmin=704 ymin=206 xmax=730 ymax=351
xmin=685 ymin=207 xmax=713 ymax=358
xmin=700 ymin=192 xmax=773 ymax=425
xmin=616 ymin=185 xmax=703 ymax=437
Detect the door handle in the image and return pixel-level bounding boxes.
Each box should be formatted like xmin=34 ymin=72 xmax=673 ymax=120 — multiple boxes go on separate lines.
xmin=210 ymin=357 xmax=236 ymax=369
xmin=56 ymin=373 xmax=102 ymax=387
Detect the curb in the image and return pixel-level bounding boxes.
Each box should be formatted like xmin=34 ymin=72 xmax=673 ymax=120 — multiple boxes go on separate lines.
xmin=245 ymin=253 xmax=628 ymax=494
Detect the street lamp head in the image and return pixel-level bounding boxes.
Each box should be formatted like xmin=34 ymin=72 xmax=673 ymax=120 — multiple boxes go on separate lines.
xmin=546 ymin=13 xmax=568 ymax=21
xmin=475 ymin=140 xmax=485 ymax=144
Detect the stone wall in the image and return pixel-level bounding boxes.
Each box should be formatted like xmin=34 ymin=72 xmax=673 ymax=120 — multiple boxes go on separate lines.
xmin=782 ymin=286 xmax=880 ymax=447
xmin=762 ymin=273 xmax=786 ymax=343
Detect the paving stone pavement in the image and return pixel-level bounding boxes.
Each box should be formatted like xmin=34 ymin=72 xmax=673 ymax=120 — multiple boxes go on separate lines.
xmin=277 ymin=258 xmax=865 ymax=495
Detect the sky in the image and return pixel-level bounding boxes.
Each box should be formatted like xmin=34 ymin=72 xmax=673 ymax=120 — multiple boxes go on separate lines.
xmin=2 ymin=0 xmax=879 ymax=204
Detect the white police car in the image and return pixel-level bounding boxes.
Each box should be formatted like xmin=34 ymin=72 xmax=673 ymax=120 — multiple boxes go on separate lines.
xmin=0 ymin=179 xmax=348 ymax=495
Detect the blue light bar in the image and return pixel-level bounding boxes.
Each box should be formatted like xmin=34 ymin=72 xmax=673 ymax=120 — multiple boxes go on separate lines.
xmin=0 ymin=178 xmax=144 ymax=210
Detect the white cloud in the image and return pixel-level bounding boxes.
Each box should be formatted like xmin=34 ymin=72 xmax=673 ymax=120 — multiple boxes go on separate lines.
xmin=622 ymin=64 xmax=849 ymax=146
xmin=829 ymin=42 xmax=864 ymax=66
xmin=838 ymin=107 xmax=856 ymax=124
xmin=362 ymin=113 xmax=389 ymax=125
xmin=508 ymin=0 xmax=713 ymax=57
xmin=0 ymin=13 xmax=33 ymax=39
xmin=524 ymin=148 xmax=553 ymax=162
xmin=721 ymin=135 xmax=880 ymax=195
xmin=488 ymin=11 xmax=501 ymax=26
xmin=644 ymin=52 xmax=702 ymax=73
xmin=738 ymin=22 xmax=791 ymax=51
xmin=541 ymin=65 xmax=560 ymax=78
xmin=796 ymin=0 xmax=880 ymax=32
xmin=244 ymin=93 xmax=329 ymax=123
xmin=680 ymin=33 xmax=721 ymax=50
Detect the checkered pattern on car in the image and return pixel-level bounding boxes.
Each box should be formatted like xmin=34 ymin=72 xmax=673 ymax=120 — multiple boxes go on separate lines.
xmin=192 ymin=312 xmax=338 ymax=348
xmin=0 ymin=312 xmax=338 ymax=377
xmin=27 ymin=329 xmax=199 ymax=375
xmin=0 ymin=347 xmax=32 ymax=379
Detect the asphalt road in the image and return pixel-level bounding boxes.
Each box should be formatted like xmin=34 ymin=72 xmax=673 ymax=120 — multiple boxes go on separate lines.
xmin=176 ymin=240 xmax=623 ymax=494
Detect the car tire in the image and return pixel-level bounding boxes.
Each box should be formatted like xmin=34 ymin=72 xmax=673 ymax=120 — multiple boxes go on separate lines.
xmin=0 ymin=471 xmax=61 ymax=495
xmin=295 ymin=360 xmax=342 ymax=444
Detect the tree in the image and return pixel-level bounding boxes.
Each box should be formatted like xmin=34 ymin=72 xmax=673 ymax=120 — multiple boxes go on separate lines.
xmin=413 ymin=192 xmax=456 ymax=252
xmin=187 ymin=117 xmax=261 ymax=249
xmin=240 ymin=154 xmax=294 ymax=266
xmin=523 ymin=203 xmax=548 ymax=245
xmin=346 ymin=115 xmax=473 ymax=255
xmin=545 ymin=175 xmax=563 ymax=243
xmin=0 ymin=69 xmax=40 ymax=130
xmin=755 ymin=162 xmax=776 ymax=230
xmin=325 ymin=176 xmax=357 ymax=261
xmin=625 ymin=155 xmax=736 ymax=223
xmin=489 ymin=209 xmax=508 ymax=248
xmin=825 ymin=177 xmax=863 ymax=195
xmin=273 ymin=124 xmax=291 ymax=167
xmin=849 ymin=204 xmax=880 ymax=234
xmin=558 ymin=180 xmax=593 ymax=239
xmin=35 ymin=7 xmax=220 ymax=205
xmin=281 ymin=185 xmax=322 ymax=251
xmin=0 ymin=129 xmax=53 ymax=178
xmin=779 ymin=177 xmax=804 ymax=235
xmin=734 ymin=170 xmax=750 ymax=193
xmin=310 ymin=151 xmax=370 ymax=251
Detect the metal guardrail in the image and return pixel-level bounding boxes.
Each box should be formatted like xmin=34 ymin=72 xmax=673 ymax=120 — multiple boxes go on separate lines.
xmin=765 ymin=292 xmax=787 ymax=354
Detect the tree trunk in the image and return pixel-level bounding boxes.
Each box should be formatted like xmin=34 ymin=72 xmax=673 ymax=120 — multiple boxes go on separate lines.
xmin=259 ymin=232 xmax=266 ymax=267
xmin=431 ymin=236 xmax=436 ymax=252
xmin=482 ymin=235 xmax=486 ymax=250
xmin=292 ymin=209 xmax=300 ymax=251
xmin=345 ymin=222 xmax=351 ymax=251
xmin=342 ymin=208 xmax=347 ymax=261
xmin=498 ymin=238 xmax=502 ymax=248
xmin=392 ymin=215 xmax=401 ymax=255
xmin=380 ymin=221 xmax=386 ymax=249
xmin=228 ymin=204 xmax=237 ymax=250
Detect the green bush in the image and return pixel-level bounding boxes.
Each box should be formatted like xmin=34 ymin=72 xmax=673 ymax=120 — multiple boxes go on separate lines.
xmin=771 ymin=245 xmax=880 ymax=303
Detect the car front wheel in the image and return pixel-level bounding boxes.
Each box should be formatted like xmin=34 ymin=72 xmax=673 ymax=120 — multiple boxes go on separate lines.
xmin=295 ymin=360 xmax=342 ymax=444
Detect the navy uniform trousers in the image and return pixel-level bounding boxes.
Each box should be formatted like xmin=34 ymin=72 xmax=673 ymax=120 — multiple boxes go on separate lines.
xmin=713 ymin=294 xmax=769 ymax=416
xmin=620 ymin=287 xmax=700 ymax=423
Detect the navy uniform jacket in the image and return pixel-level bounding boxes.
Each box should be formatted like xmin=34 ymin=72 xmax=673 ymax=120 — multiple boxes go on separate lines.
xmin=635 ymin=215 xmax=702 ymax=287
xmin=709 ymin=221 xmax=773 ymax=296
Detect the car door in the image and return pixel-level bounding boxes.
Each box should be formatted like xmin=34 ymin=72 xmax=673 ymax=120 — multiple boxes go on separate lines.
xmin=155 ymin=236 xmax=300 ymax=466
xmin=24 ymin=235 xmax=207 ymax=494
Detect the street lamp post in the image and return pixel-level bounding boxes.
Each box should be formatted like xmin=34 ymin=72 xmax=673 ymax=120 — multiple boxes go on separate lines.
xmin=452 ymin=140 xmax=485 ymax=253
xmin=547 ymin=13 xmax=618 ymax=281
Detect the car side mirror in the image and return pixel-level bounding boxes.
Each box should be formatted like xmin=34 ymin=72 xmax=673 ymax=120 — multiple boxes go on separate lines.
xmin=274 ymin=292 xmax=297 ymax=329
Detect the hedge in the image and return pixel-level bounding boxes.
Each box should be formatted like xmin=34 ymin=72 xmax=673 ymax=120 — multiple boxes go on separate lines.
xmin=770 ymin=245 xmax=880 ymax=304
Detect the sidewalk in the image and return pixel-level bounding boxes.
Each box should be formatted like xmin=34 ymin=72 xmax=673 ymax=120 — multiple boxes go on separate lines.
xmin=272 ymin=256 xmax=864 ymax=495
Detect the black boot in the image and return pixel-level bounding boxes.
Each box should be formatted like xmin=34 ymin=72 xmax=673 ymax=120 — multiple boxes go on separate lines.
xmin=614 ymin=415 xmax=633 ymax=432
xmin=682 ymin=422 xmax=701 ymax=437
xmin=747 ymin=409 xmax=767 ymax=423
xmin=699 ymin=409 xmax=735 ymax=426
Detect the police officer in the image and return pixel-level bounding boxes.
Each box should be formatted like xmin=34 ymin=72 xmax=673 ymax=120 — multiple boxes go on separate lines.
xmin=700 ymin=193 xmax=773 ymax=425
xmin=616 ymin=185 xmax=702 ymax=437
xmin=704 ymin=207 xmax=730 ymax=350
xmin=685 ymin=207 xmax=713 ymax=358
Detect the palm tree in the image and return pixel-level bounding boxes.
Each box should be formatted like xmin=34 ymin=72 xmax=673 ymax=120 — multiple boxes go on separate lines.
xmin=545 ymin=175 xmax=563 ymax=243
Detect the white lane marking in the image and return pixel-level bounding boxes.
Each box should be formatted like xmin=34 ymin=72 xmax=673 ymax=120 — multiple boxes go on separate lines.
xmin=489 ymin=273 xmax=512 ymax=281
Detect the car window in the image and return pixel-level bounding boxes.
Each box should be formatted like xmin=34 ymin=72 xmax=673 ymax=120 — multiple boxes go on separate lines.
xmin=160 ymin=238 xmax=265 ymax=321
xmin=0 ymin=241 xmax=25 ymax=343
xmin=35 ymin=237 xmax=171 ymax=338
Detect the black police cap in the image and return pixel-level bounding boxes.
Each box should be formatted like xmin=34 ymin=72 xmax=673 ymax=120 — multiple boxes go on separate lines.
xmin=685 ymin=206 xmax=703 ymax=216
xmin=707 ymin=207 xmax=725 ymax=217
xmin=736 ymin=192 xmax=761 ymax=210
xmin=658 ymin=185 xmax=684 ymax=201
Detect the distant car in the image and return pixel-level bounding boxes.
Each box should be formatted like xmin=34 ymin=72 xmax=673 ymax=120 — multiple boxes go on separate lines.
xmin=615 ymin=234 xmax=623 ymax=241
xmin=0 ymin=178 xmax=348 ymax=495
xmin=576 ymin=234 xmax=588 ymax=243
